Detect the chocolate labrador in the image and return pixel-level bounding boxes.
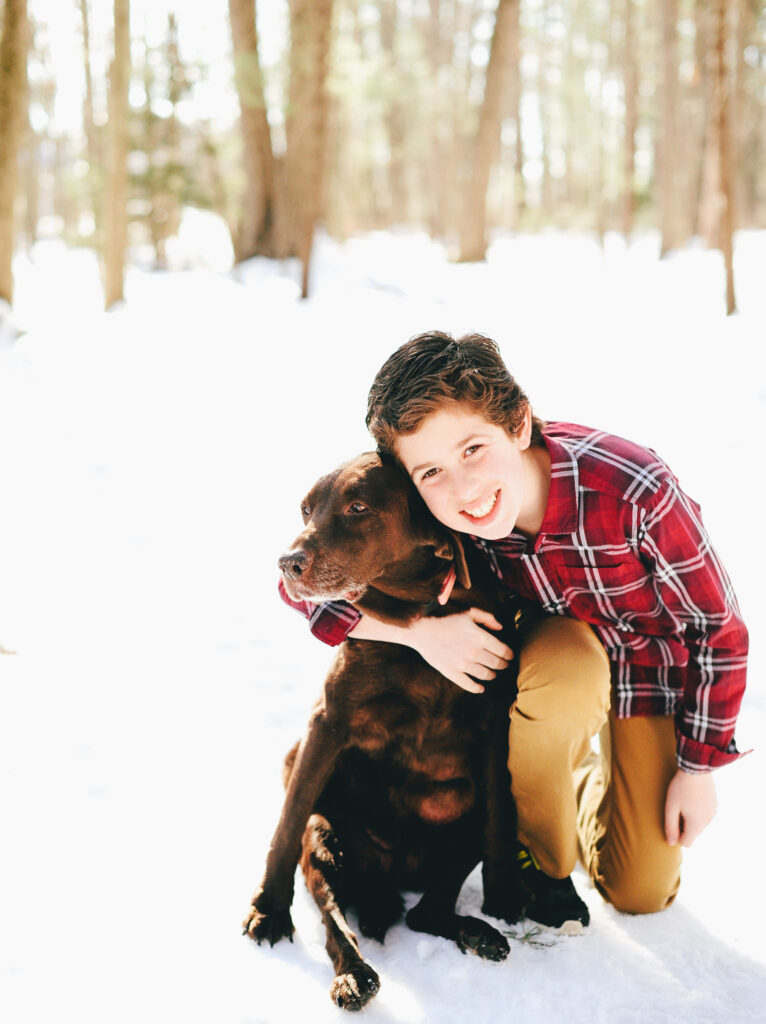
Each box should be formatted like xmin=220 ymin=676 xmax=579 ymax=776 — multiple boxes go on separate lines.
xmin=244 ymin=453 xmax=527 ymax=1010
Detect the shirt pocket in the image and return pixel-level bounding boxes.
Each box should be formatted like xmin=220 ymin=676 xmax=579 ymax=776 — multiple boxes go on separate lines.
xmin=550 ymin=559 xmax=659 ymax=624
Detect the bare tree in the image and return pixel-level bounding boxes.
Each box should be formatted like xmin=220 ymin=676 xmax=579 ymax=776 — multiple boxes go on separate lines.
xmin=228 ymin=0 xmax=285 ymax=260
xmin=103 ymin=0 xmax=130 ymax=309
xmin=658 ymin=0 xmax=684 ymax=255
xmin=0 ymin=0 xmax=29 ymax=305
xmin=79 ymin=0 xmax=99 ymax=168
xmin=458 ymin=0 xmax=519 ymax=262
xmin=380 ymin=0 xmax=408 ymax=225
xmin=714 ymin=0 xmax=736 ymax=313
xmin=621 ymin=0 xmax=638 ymax=240
xmin=284 ymin=0 xmax=335 ymax=297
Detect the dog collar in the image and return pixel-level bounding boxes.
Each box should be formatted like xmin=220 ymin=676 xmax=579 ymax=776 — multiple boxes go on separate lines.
xmin=437 ymin=564 xmax=457 ymax=606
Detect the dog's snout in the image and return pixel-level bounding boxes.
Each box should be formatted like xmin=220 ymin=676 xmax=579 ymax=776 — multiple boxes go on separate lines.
xmin=279 ymin=549 xmax=312 ymax=579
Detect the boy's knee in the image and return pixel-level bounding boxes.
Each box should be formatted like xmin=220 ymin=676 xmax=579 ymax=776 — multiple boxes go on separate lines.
xmin=517 ymin=617 xmax=611 ymax=712
xmin=597 ymin=862 xmax=681 ymax=915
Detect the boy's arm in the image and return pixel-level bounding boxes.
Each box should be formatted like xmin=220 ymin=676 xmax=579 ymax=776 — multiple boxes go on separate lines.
xmin=277 ymin=578 xmax=362 ymax=647
xmin=278 ymin=579 xmax=512 ymax=692
xmin=639 ymin=477 xmax=749 ymax=774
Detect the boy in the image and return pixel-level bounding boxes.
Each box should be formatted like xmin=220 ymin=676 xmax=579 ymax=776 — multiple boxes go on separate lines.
xmin=281 ymin=330 xmax=748 ymax=927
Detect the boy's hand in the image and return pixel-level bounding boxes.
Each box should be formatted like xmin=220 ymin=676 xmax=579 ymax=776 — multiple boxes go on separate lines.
xmin=408 ymin=609 xmax=513 ymax=694
xmin=664 ymin=768 xmax=717 ymax=847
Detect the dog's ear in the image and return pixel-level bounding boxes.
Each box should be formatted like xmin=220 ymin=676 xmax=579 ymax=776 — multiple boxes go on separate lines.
xmin=433 ymin=532 xmax=471 ymax=589
xmin=403 ymin=477 xmax=472 ymax=589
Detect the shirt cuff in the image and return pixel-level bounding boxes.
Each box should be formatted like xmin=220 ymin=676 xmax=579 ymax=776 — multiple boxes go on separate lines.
xmin=308 ymin=601 xmax=362 ymax=647
xmin=676 ymin=733 xmax=751 ymax=773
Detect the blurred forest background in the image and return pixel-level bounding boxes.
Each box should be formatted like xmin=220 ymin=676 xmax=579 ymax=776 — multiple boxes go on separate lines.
xmin=0 ymin=0 xmax=763 ymax=310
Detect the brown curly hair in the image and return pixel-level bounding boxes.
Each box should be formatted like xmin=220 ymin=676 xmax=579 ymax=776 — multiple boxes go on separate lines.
xmin=366 ymin=331 xmax=545 ymax=457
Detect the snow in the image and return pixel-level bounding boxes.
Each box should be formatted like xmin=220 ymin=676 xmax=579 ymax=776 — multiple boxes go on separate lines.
xmin=1 ymin=227 xmax=764 ymax=1024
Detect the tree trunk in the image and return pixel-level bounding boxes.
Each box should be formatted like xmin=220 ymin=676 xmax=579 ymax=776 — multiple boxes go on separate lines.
xmin=0 ymin=0 xmax=29 ymax=305
xmin=507 ymin=0 xmax=524 ymax=220
xmin=658 ymin=0 xmax=683 ymax=256
xmin=457 ymin=0 xmax=519 ymax=262
xmin=285 ymin=0 xmax=334 ymax=297
xmin=696 ymin=0 xmax=719 ymax=244
xmin=714 ymin=0 xmax=736 ymax=313
xmin=426 ymin=0 xmax=447 ymax=238
xmin=621 ymin=0 xmax=638 ymax=240
xmin=228 ymin=0 xmax=286 ymax=261
xmin=79 ymin=0 xmax=102 ymax=242
xmin=380 ymin=0 xmax=407 ymax=226
xmin=103 ymin=0 xmax=130 ymax=309
xmin=79 ymin=0 xmax=99 ymax=166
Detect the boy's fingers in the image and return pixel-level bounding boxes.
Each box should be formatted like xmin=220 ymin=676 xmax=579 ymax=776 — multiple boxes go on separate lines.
xmin=454 ymin=673 xmax=485 ymax=694
xmin=470 ymin=664 xmax=497 ymax=682
xmin=469 ymin=607 xmax=503 ymax=631
xmin=487 ymin=653 xmax=511 ymax=670
xmin=664 ymin=801 xmax=680 ymax=846
xmin=483 ymin=635 xmax=513 ymax=662
xmin=468 ymin=608 xmax=514 ymax=660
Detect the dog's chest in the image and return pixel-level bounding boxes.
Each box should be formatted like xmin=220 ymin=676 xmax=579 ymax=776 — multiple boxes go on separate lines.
xmin=344 ymin=676 xmax=488 ymax=755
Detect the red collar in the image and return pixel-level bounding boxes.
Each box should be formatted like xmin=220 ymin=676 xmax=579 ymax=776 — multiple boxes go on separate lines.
xmin=437 ymin=564 xmax=457 ymax=605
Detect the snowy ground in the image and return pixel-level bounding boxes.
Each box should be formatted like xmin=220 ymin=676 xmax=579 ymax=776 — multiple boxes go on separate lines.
xmin=1 ymin=226 xmax=764 ymax=1024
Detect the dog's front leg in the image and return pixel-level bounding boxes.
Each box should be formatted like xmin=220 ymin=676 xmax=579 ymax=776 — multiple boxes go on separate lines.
xmin=481 ymin=677 xmax=526 ymax=923
xmin=244 ymin=709 xmax=345 ymax=946
xmin=406 ymin=823 xmax=509 ymax=963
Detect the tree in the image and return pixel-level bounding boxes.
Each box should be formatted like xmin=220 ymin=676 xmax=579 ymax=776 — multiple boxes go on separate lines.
xmin=228 ymin=0 xmax=284 ymax=261
xmin=457 ymin=0 xmax=520 ymax=262
xmin=621 ymin=0 xmax=638 ymax=240
xmin=0 ymin=0 xmax=29 ymax=305
xmin=713 ymin=0 xmax=736 ymax=313
xmin=284 ymin=0 xmax=335 ymax=297
xmin=103 ymin=0 xmax=130 ymax=308
xmin=132 ymin=16 xmax=194 ymax=268
xmin=658 ymin=0 xmax=684 ymax=255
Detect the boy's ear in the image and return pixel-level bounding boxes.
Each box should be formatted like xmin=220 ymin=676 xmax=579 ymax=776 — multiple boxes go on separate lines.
xmin=433 ymin=532 xmax=471 ymax=589
xmin=518 ymin=404 xmax=533 ymax=450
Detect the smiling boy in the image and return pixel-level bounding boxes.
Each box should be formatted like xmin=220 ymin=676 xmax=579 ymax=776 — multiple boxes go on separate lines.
xmin=283 ymin=330 xmax=748 ymax=927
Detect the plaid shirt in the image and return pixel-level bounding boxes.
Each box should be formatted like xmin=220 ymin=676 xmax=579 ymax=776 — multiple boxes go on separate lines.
xmin=279 ymin=423 xmax=749 ymax=773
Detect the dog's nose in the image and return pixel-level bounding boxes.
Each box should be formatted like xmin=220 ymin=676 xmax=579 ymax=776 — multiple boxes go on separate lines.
xmin=279 ymin=549 xmax=312 ymax=579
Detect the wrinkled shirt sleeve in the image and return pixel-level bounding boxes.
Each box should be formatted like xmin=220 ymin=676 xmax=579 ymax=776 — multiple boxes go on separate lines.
xmin=639 ymin=479 xmax=749 ymax=772
xmin=278 ymin=578 xmax=362 ymax=647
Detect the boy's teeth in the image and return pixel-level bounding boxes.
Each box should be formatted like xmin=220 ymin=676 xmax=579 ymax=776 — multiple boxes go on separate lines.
xmin=465 ymin=491 xmax=497 ymax=518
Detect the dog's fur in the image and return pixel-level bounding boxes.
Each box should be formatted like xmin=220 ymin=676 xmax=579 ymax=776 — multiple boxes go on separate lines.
xmin=244 ymin=453 xmax=526 ymax=1010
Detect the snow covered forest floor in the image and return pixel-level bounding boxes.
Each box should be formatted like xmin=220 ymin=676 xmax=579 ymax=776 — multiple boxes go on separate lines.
xmin=1 ymin=227 xmax=765 ymax=1024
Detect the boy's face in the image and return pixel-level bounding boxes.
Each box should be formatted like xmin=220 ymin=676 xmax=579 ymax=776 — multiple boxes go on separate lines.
xmin=396 ymin=403 xmax=536 ymax=540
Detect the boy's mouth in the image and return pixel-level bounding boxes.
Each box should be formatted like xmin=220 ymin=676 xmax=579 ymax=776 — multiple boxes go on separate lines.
xmin=461 ymin=489 xmax=499 ymax=523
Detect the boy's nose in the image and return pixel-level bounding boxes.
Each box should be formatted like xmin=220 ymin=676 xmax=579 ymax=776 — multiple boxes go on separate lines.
xmin=453 ymin=470 xmax=482 ymax=506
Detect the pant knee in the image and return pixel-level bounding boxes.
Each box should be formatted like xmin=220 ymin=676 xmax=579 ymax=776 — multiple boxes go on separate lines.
xmin=516 ymin=617 xmax=611 ymax=725
xmin=597 ymin=864 xmax=680 ymax=915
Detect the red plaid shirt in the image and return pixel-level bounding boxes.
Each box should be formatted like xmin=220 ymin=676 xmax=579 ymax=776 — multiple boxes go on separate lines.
xmin=279 ymin=423 xmax=749 ymax=773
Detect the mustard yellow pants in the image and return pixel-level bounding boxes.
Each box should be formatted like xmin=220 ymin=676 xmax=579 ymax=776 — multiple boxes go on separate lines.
xmin=509 ymin=615 xmax=682 ymax=914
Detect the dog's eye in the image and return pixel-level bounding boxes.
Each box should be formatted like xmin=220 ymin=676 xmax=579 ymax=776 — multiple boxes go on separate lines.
xmin=300 ymin=504 xmax=311 ymax=520
xmin=347 ymin=502 xmax=368 ymax=515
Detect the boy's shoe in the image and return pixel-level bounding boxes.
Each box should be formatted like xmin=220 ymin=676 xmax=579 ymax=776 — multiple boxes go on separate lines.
xmin=516 ymin=845 xmax=590 ymax=928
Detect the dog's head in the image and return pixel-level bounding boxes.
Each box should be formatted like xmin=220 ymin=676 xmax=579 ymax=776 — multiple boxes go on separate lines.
xmin=279 ymin=452 xmax=469 ymax=608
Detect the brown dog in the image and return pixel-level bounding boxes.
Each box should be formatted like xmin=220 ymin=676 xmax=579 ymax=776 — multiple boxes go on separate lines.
xmin=244 ymin=453 xmax=526 ymax=1010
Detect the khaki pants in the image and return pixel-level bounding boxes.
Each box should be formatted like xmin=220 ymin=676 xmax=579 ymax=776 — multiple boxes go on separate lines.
xmin=509 ymin=615 xmax=682 ymax=914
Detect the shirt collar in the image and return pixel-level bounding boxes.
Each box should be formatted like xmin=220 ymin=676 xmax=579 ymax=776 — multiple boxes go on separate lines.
xmin=472 ymin=432 xmax=580 ymax=550
xmin=536 ymin=432 xmax=580 ymax=537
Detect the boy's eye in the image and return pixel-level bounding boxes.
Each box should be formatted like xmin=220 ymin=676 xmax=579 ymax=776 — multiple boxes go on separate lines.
xmin=465 ymin=444 xmax=482 ymax=457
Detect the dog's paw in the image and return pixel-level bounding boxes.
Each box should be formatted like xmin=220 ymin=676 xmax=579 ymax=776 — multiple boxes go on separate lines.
xmin=242 ymin=903 xmax=294 ymax=947
xmin=329 ymin=962 xmax=380 ymax=1011
xmin=455 ymin=917 xmax=510 ymax=962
